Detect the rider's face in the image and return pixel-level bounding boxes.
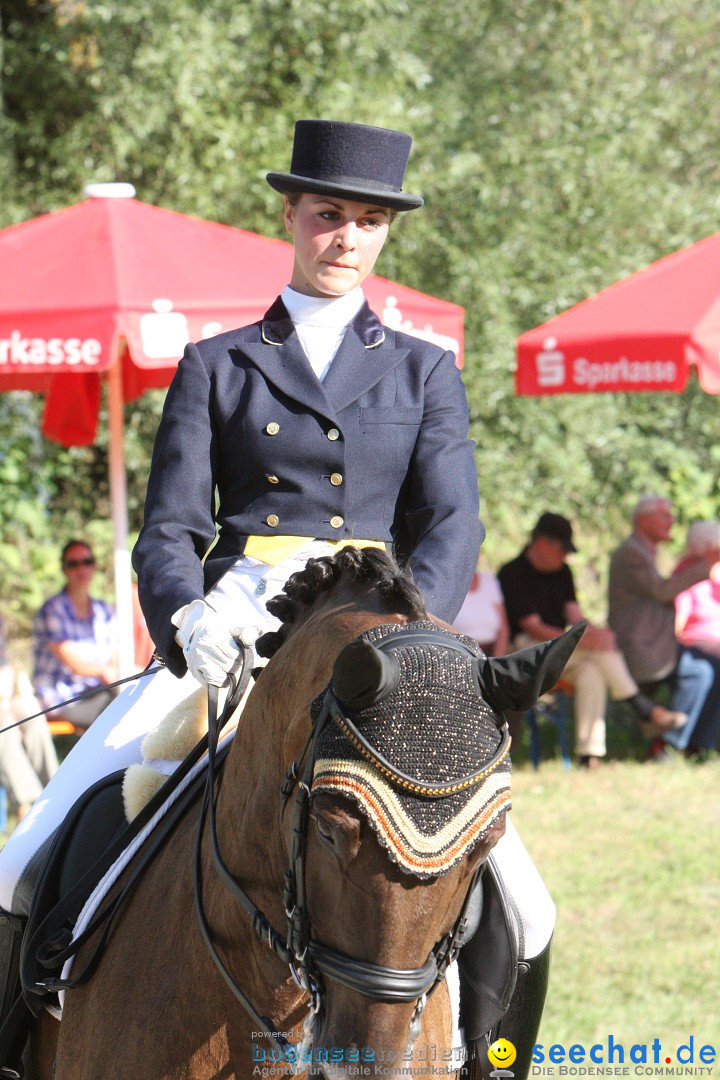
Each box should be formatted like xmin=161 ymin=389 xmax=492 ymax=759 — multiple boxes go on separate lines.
xmin=284 ymin=194 xmax=391 ymax=298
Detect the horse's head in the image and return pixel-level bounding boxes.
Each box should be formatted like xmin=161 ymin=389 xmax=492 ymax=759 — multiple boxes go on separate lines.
xmin=259 ymin=561 xmax=582 ymax=1079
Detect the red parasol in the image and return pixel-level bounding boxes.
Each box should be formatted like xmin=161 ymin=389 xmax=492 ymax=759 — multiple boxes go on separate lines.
xmin=515 ymin=231 xmax=720 ymax=396
xmin=0 ymin=186 xmax=464 ymax=669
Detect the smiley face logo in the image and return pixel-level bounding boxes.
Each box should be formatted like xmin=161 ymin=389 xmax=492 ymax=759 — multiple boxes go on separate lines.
xmin=488 ymin=1039 xmax=517 ymax=1069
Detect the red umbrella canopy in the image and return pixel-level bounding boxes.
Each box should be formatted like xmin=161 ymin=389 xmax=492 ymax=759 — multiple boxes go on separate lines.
xmin=515 ymin=232 xmax=720 ymax=396
xmin=0 ymin=189 xmax=464 ymax=445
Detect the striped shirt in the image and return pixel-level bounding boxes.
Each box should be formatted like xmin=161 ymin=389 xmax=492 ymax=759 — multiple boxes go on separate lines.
xmin=32 ymin=591 xmax=116 ymax=709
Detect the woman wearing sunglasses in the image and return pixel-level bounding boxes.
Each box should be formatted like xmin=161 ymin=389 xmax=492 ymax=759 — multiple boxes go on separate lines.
xmin=31 ymin=539 xmax=118 ymax=730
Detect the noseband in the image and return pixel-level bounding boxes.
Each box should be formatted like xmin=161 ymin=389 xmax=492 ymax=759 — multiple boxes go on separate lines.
xmin=194 ymin=627 xmax=510 ymax=1064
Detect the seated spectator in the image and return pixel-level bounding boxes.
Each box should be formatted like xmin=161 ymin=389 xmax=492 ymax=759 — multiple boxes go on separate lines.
xmin=32 ymin=540 xmax=118 ymax=730
xmin=453 ymin=557 xmax=510 ymax=655
xmin=499 ymin=512 xmax=685 ymax=768
xmin=0 ymin=615 xmax=58 ymax=821
xmin=608 ymin=496 xmax=720 ymax=760
xmin=674 ymin=522 xmax=720 ymax=658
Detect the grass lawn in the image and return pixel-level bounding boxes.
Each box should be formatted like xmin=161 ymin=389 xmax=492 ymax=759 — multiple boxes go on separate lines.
xmin=512 ymin=754 xmax=720 ymax=1055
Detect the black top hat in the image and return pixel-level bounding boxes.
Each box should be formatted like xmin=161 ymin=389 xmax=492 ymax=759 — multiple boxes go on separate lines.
xmin=266 ymin=119 xmax=424 ymax=212
xmin=532 ymin=512 xmax=577 ymax=553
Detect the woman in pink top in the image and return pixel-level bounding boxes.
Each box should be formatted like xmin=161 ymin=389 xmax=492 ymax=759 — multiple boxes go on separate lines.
xmin=675 ymin=521 xmax=720 ymax=657
xmin=454 ymin=559 xmax=510 ymax=655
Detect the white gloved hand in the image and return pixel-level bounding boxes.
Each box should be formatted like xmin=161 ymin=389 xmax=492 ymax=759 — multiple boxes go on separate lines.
xmin=171 ymin=599 xmax=245 ymax=688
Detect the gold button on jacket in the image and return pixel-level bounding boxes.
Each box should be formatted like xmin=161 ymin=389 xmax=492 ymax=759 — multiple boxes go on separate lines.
xmin=327 ymin=428 xmax=340 ymax=441
xmin=267 ymin=474 xmax=279 ymax=484
xmin=266 ymin=422 xmax=280 ymax=435
xmin=330 ymin=473 xmax=343 ymax=486
xmin=330 ymin=515 xmax=344 ymax=529
xmin=266 ymin=514 xmax=279 ymax=527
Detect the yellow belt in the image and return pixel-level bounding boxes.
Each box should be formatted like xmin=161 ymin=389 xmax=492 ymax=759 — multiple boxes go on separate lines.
xmin=243 ymin=535 xmax=386 ymax=567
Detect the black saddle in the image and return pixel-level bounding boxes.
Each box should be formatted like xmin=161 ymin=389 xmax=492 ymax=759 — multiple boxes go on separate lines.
xmin=22 ymin=769 xmax=135 ymax=1014
xmin=21 ymin=740 xmax=229 ymax=1017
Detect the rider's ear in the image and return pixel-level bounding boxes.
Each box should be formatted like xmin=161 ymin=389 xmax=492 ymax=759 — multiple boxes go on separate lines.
xmin=475 ymin=622 xmax=586 ymax=715
xmin=332 ymin=639 xmax=400 ymax=712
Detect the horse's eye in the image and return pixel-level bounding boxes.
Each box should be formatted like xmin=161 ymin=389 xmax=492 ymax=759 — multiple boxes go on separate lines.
xmin=316 ymin=815 xmax=335 ymax=845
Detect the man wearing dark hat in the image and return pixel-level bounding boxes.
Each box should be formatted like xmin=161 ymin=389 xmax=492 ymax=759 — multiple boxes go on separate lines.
xmin=498 ymin=512 xmax=686 ymax=767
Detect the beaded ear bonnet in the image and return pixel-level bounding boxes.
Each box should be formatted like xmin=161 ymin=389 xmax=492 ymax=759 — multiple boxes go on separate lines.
xmin=311 ymin=621 xmax=511 ymax=879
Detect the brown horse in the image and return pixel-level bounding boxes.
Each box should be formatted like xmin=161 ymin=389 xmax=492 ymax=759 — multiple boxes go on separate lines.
xmin=27 ymin=548 xmax=573 ymax=1080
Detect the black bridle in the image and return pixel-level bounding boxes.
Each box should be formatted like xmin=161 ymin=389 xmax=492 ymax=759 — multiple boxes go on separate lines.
xmin=194 ymin=628 xmax=511 ymax=1065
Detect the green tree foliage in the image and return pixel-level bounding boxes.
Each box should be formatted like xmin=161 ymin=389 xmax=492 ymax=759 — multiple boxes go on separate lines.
xmin=399 ymin=3 xmax=720 ymax=548
xmin=0 ymin=15 xmax=12 ymax=200
xmin=1 ymin=0 xmax=720 ymax=627
xmin=0 ymin=0 xmax=425 ymax=227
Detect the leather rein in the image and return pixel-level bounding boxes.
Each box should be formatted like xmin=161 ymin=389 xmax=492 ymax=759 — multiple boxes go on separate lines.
xmin=195 ymin=628 xmax=509 ymax=1063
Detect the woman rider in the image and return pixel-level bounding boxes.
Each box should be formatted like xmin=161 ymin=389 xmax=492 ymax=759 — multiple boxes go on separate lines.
xmin=0 ymin=121 xmax=552 ymax=1079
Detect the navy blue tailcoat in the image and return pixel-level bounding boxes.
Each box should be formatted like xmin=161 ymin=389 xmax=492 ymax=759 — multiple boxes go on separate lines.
xmin=133 ymin=298 xmax=483 ymax=675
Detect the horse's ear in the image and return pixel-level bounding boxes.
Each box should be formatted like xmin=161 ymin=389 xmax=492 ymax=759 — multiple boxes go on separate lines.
xmin=476 ymin=622 xmax=586 ymax=715
xmin=332 ymin=639 xmax=401 ymax=712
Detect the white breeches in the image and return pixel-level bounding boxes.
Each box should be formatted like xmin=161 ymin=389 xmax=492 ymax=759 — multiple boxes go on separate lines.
xmin=0 ymin=545 xmax=556 ymax=958
xmin=491 ymin=815 xmax=555 ymax=959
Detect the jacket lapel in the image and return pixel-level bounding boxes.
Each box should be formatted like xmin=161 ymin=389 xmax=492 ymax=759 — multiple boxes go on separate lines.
xmin=240 ymin=298 xmax=338 ymax=421
xmin=240 ymin=297 xmax=410 ymax=420
xmin=322 ymin=302 xmax=410 ymax=414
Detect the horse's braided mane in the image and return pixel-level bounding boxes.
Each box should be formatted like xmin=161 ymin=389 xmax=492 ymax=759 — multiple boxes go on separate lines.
xmin=256 ymin=546 xmax=427 ymax=659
